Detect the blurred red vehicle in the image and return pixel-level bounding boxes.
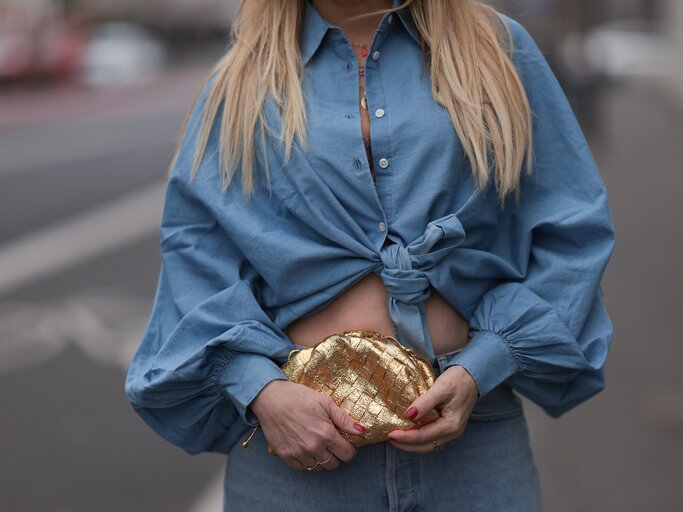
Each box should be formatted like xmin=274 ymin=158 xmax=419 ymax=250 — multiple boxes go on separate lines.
xmin=0 ymin=5 xmax=88 ymax=84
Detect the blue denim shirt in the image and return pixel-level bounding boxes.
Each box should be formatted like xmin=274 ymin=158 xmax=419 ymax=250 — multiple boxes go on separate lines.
xmin=125 ymin=0 xmax=616 ymax=455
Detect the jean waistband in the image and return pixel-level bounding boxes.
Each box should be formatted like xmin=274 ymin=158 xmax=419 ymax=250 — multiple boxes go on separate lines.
xmin=431 ymin=347 xmax=465 ymax=377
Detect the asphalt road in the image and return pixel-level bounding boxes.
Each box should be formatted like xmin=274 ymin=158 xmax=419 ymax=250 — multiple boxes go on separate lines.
xmin=0 ymin=70 xmax=681 ymax=511
xmin=0 ymin=69 xmax=226 ymax=512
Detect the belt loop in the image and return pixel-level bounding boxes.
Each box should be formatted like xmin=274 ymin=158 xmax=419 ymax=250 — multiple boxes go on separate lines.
xmin=433 ymin=354 xmax=446 ymax=376
xmin=433 ymin=347 xmax=464 ymax=376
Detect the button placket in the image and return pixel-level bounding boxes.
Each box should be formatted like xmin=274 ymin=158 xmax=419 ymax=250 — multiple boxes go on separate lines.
xmin=359 ymin=25 xmax=394 ymax=251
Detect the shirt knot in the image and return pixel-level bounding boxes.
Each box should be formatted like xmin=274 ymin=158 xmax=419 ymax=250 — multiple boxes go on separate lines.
xmin=374 ymin=213 xmax=467 ymax=361
xmin=379 ymin=244 xmax=431 ymax=304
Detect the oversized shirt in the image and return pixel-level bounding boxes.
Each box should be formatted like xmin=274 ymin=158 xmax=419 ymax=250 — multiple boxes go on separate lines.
xmin=125 ymin=0 xmax=617 ymax=455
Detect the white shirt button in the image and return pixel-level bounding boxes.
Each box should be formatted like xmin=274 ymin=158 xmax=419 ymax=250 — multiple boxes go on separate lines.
xmin=372 ymin=50 xmax=381 ymax=61
xmin=378 ymin=158 xmax=389 ymax=168
xmin=374 ymin=108 xmax=385 ymax=118
xmin=378 ymin=221 xmax=386 ymax=232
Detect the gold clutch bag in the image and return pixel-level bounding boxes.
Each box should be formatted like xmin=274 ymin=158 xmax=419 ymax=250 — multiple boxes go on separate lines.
xmin=241 ymin=329 xmax=440 ymax=451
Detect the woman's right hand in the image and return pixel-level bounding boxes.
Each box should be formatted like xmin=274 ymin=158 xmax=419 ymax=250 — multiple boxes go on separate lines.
xmin=249 ymin=379 xmax=366 ymax=471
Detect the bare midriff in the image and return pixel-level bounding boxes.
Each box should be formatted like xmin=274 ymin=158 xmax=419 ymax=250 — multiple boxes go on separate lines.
xmin=284 ymin=272 xmax=470 ymax=356
xmin=285 ymin=38 xmax=470 ymax=356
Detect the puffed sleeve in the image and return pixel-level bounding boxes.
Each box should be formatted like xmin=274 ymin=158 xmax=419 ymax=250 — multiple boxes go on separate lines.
xmin=443 ymin=16 xmax=617 ymax=417
xmin=124 ymin=77 xmax=292 ymax=454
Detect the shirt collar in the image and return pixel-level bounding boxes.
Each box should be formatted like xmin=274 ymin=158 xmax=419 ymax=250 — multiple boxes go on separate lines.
xmin=300 ymin=0 xmax=421 ymax=66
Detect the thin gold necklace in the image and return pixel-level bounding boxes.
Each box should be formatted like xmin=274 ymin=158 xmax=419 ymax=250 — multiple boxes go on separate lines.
xmin=350 ymin=40 xmax=370 ymax=109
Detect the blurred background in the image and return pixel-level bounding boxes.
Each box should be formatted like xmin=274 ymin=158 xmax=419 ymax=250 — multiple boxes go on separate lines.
xmin=0 ymin=0 xmax=681 ymax=510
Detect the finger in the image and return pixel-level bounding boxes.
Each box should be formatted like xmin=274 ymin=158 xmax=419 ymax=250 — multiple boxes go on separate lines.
xmin=314 ymin=450 xmax=341 ymax=470
xmin=298 ymin=454 xmax=323 ymax=472
xmin=403 ymin=380 xmax=451 ymax=422
xmin=321 ymin=458 xmax=340 ymax=470
xmin=283 ymin=457 xmax=306 ymax=471
xmin=321 ymin=396 xmax=367 ymax=437
xmin=327 ymin=430 xmax=358 ymax=463
xmin=387 ymin=416 xmax=458 ymax=445
xmin=388 ymin=438 xmax=444 ymax=454
xmin=389 ymin=429 xmax=462 ymax=453
xmin=301 ymin=461 xmax=324 ymax=472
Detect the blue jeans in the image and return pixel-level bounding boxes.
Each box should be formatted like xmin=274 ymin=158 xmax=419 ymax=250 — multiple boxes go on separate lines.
xmin=223 ymin=347 xmax=543 ymax=511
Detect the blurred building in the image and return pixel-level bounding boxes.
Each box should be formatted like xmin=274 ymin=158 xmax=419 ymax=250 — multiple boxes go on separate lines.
xmin=1 ymin=0 xmax=238 ymax=30
xmin=0 ymin=0 xmax=241 ymax=85
xmin=3 ymin=0 xmax=681 ymax=102
xmin=67 ymin=0 xmax=237 ymax=30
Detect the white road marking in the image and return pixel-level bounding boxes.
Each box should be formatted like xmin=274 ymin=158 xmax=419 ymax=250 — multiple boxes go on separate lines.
xmin=0 ymin=180 xmax=166 ymax=297
xmin=0 ymin=301 xmax=70 ymax=374
xmin=0 ymin=288 xmax=151 ymax=374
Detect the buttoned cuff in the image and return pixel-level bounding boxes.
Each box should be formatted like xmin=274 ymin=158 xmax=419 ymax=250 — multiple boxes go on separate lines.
xmin=440 ymin=329 xmax=519 ymax=398
xmin=216 ymin=352 xmax=289 ymax=427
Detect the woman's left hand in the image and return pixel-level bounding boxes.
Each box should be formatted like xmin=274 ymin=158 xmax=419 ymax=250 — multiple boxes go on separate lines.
xmin=387 ymin=365 xmax=479 ymax=452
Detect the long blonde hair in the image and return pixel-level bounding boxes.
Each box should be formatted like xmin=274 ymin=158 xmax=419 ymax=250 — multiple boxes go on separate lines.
xmin=173 ymin=0 xmax=533 ymax=206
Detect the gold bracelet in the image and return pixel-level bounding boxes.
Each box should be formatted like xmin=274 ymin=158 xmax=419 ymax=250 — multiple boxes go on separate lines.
xmin=240 ymin=424 xmax=260 ymax=448
xmin=240 ymin=424 xmax=278 ymax=455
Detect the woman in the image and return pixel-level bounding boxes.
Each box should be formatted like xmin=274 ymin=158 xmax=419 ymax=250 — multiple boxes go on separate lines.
xmin=125 ymin=0 xmax=616 ymax=510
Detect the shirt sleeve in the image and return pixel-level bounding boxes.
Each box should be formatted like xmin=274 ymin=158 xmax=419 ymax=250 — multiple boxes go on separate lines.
xmin=124 ymin=78 xmax=291 ymax=455
xmin=442 ymin=16 xmax=617 ymax=417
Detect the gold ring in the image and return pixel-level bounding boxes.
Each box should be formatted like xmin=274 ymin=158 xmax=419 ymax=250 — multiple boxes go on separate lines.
xmin=304 ymin=461 xmax=319 ymax=471
xmin=315 ymin=453 xmax=334 ymax=465
xmin=432 ymin=439 xmax=443 ymax=451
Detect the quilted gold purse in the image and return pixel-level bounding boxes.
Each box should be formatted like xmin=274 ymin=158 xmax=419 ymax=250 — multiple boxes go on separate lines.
xmin=240 ymin=329 xmax=440 ymax=451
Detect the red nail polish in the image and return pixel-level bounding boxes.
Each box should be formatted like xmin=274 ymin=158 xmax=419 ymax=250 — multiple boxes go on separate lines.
xmin=405 ymin=406 xmax=418 ymax=419
xmin=354 ymin=422 xmax=366 ymax=433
